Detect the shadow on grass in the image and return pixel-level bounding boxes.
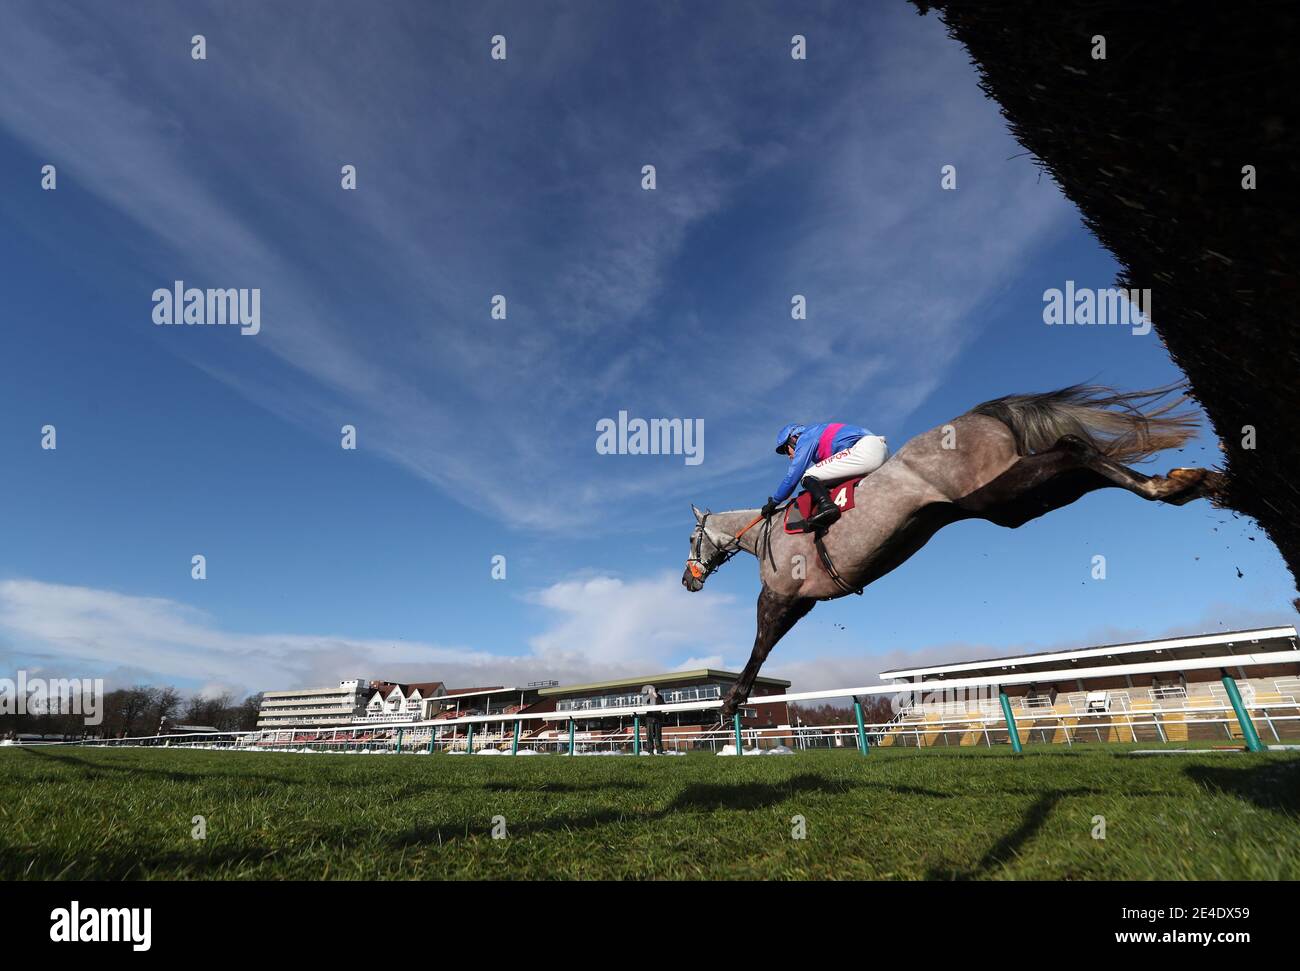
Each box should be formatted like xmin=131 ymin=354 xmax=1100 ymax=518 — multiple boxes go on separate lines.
xmin=1184 ymin=759 xmax=1300 ymax=813
xmin=16 ymin=746 xmax=317 ymax=788
xmin=15 ymin=747 xmax=455 ymax=797
xmin=3 ymin=843 xmax=287 ymax=881
xmin=482 ymin=780 xmax=647 ymax=794
xmin=388 ymin=773 xmax=953 ymax=850
xmin=924 ymin=786 xmax=1098 ymax=880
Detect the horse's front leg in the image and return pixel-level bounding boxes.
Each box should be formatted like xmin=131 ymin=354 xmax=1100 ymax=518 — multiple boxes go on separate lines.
xmin=719 ymin=586 xmax=815 ymax=721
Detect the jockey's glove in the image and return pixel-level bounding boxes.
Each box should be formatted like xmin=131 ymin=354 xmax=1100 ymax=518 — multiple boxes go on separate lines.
xmin=761 ymin=497 xmax=778 ymax=519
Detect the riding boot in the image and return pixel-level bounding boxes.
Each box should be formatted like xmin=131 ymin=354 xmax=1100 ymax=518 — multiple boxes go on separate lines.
xmin=801 ymin=476 xmax=841 ymax=530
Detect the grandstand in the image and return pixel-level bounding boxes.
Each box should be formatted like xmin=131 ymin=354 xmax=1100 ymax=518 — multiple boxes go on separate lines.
xmin=256 ymin=678 xmax=371 ymax=729
xmin=413 ymin=670 xmax=790 ymax=754
xmin=872 ymin=625 xmax=1300 ymax=749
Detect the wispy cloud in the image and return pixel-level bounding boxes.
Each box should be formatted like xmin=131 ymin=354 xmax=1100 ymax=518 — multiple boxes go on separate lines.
xmin=0 ymin=3 xmax=1072 ymax=531
xmin=0 ymin=574 xmax=745 ymax=696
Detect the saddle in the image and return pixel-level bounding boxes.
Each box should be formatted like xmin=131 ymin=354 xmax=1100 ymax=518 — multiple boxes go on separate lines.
xmin=783 ymin=476 xmax=863 ymax=534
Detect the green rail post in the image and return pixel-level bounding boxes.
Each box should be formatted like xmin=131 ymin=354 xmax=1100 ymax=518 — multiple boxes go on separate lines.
xmin=466 ymin=723 xmax=474 ymax=755
xmin=396 ymin=728 xmax=403 ymax=755
xmin=568 ymin=718 xmax=575 ymax=756
xmin=633 ymin=715 xmax=641 ymax=756
xmin=733 ymin=712 xmax=743 ymax=755
xmin=999 ymin=691 xmax=1023 ymax=754
xmin=427 ymin=729 xmax=436 ymax=755
xmin=1221 ymin=673 xmax=1266 ymax=752
xmin=853 ymin=699 xmax=870 ymax=756
xmin=512 ymin=719 xmax=521 ymax=755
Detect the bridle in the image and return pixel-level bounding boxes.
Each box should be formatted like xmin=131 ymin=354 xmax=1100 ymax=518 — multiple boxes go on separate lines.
xmin=687 ymin=510 xmax=775 ymax=582
xmin=687 ymin=513 xmax=737 ymax=581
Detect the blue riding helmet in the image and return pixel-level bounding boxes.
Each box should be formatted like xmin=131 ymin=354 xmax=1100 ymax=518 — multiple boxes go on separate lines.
xmin=774 ymin=422 xmax=806 ymax=454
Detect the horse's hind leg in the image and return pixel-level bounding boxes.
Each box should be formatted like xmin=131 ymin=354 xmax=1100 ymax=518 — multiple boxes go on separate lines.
xmin=1053 ymin=435 xmax=1227 ymax=506
xmin=955 ymin=435 xmax=1223 ymax=528
xmin=719 ymin=586 xmax=815 ymax=722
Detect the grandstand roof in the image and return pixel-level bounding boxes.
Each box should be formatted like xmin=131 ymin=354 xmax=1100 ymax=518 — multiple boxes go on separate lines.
xmin=441 ymin=686 xmax=510 ymax=698
xmin=879 ymin=626 xmax=1298 ymax=683
xmin=262 ymin=682 xmax=367 ymax=698
xmin=535 ymin=669 xmax=791 ymax=696
xmin=368 ymin=680 xmax=446 ymax=696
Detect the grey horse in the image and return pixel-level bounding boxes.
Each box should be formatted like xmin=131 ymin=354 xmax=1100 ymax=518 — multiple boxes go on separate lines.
xmin=682 ymin=385 xmax=1227 ymax=720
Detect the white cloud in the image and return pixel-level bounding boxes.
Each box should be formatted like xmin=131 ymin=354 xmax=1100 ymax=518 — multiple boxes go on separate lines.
xmin=0 ymin=574 xmax=747 ymax=697
xmin=0 ymin=579 xmax=499 ymax=698
xmin=526 ymin=572 xmax=741 ymax=667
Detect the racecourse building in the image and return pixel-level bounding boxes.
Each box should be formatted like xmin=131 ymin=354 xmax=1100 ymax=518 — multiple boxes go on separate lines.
xmin=872 ymin=625 xmax=1300 ymax=747
xmin=413 ymin=669 xmax=791 ymax=752
xmin=538 ymin=669 xmax=790 ymax=728
xmin=364 ymin=681 xmax=447 ymax=723
xmin=256 ymin=679 xmax=371 ymax=729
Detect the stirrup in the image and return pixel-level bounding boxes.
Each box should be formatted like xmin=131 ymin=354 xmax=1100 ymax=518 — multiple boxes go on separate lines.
xmin=806 ymin=503 xmax=841 ymax=529
xmin=800 ymin=475 xmax=841 ymax=530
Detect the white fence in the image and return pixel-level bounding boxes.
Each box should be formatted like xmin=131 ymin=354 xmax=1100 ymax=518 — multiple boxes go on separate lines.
xmin=17 ymin=690 xmax=1300 ymax=755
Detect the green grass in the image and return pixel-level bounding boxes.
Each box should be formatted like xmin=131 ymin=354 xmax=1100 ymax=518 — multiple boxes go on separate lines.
xmin=2 ymin=744 xmax=1299 ymax=879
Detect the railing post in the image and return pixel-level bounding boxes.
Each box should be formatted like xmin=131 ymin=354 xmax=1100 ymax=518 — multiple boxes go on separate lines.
xmin=733 ymin=712 xmax=743 ymax=754
xmin=512 ymin=719 xmax=520 ymax=755
xmin=1221 ymin=673 xmax=1265 ymax=752
xmin=466 ymin=723 xmax=474 ymax=754
xmin=568 ymin=718 xmax=575 ymax=756
xmin=999 ymin=691 xmax=1023 ymax=754
xmin=633 ymin=715 xmax=641 ymax=756
xmin=853 ymin=698 xmax=870 ymax=756
xmin=427 ymin=728 xmax=436 ymax=754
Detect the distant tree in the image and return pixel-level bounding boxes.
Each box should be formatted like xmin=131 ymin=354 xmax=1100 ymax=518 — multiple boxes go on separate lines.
xmin=115 ymin=685 xmax=160 ymax=737
xmin=151 ymin=686 xmax=183 ymax=729
xmin=791 ymin=697 xmax=893 ymax=726
xmin=236 ymin=693 xmax=264 ymax=732
xmin=183 ymin=691 xmax=238 ymax=728
xmin=0 ymin=682 xmax=270 ymax=740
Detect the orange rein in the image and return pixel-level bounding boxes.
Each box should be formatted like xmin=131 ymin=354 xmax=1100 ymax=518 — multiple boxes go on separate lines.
xmin=733 ymin=513 xmax=765 ymax=541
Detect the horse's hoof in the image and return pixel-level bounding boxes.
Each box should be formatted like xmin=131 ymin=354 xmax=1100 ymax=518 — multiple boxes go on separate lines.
xmin=1164 ymin=467 xmax=1227 ymax=505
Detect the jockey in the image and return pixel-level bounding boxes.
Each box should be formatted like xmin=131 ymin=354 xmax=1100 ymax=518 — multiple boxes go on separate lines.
xmin=761 ymin=421 xmax=890 ymax=529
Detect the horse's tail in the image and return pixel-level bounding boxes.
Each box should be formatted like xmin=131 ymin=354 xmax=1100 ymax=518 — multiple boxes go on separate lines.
xmin=967 ymin=383 xmax=1199 ymax=463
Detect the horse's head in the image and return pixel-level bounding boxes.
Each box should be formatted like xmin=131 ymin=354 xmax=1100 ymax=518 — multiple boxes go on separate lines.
xmin=683 ymin=504 xmax=730 ymax=592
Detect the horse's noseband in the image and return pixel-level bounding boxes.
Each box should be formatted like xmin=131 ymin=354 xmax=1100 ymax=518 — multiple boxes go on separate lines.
xmin=688 ymin=513 xmax=739 ymax=582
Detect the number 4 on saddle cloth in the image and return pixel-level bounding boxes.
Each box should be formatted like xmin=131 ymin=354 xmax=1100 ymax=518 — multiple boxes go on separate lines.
xmin=783 ymin=477 xmax=862 ymax=534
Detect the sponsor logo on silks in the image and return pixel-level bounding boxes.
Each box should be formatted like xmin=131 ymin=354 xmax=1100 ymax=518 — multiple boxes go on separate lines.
xmin=49 ymin=901 xmax=151 ymax=952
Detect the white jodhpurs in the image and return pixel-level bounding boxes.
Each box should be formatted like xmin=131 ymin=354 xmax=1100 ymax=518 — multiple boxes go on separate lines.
xmin=803 ymin=435 xmax=889 ymax=483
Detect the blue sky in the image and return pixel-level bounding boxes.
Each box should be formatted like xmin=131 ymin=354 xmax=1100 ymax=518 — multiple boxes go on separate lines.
xmin=0 ymin=1 xmax=1292 ymax=699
